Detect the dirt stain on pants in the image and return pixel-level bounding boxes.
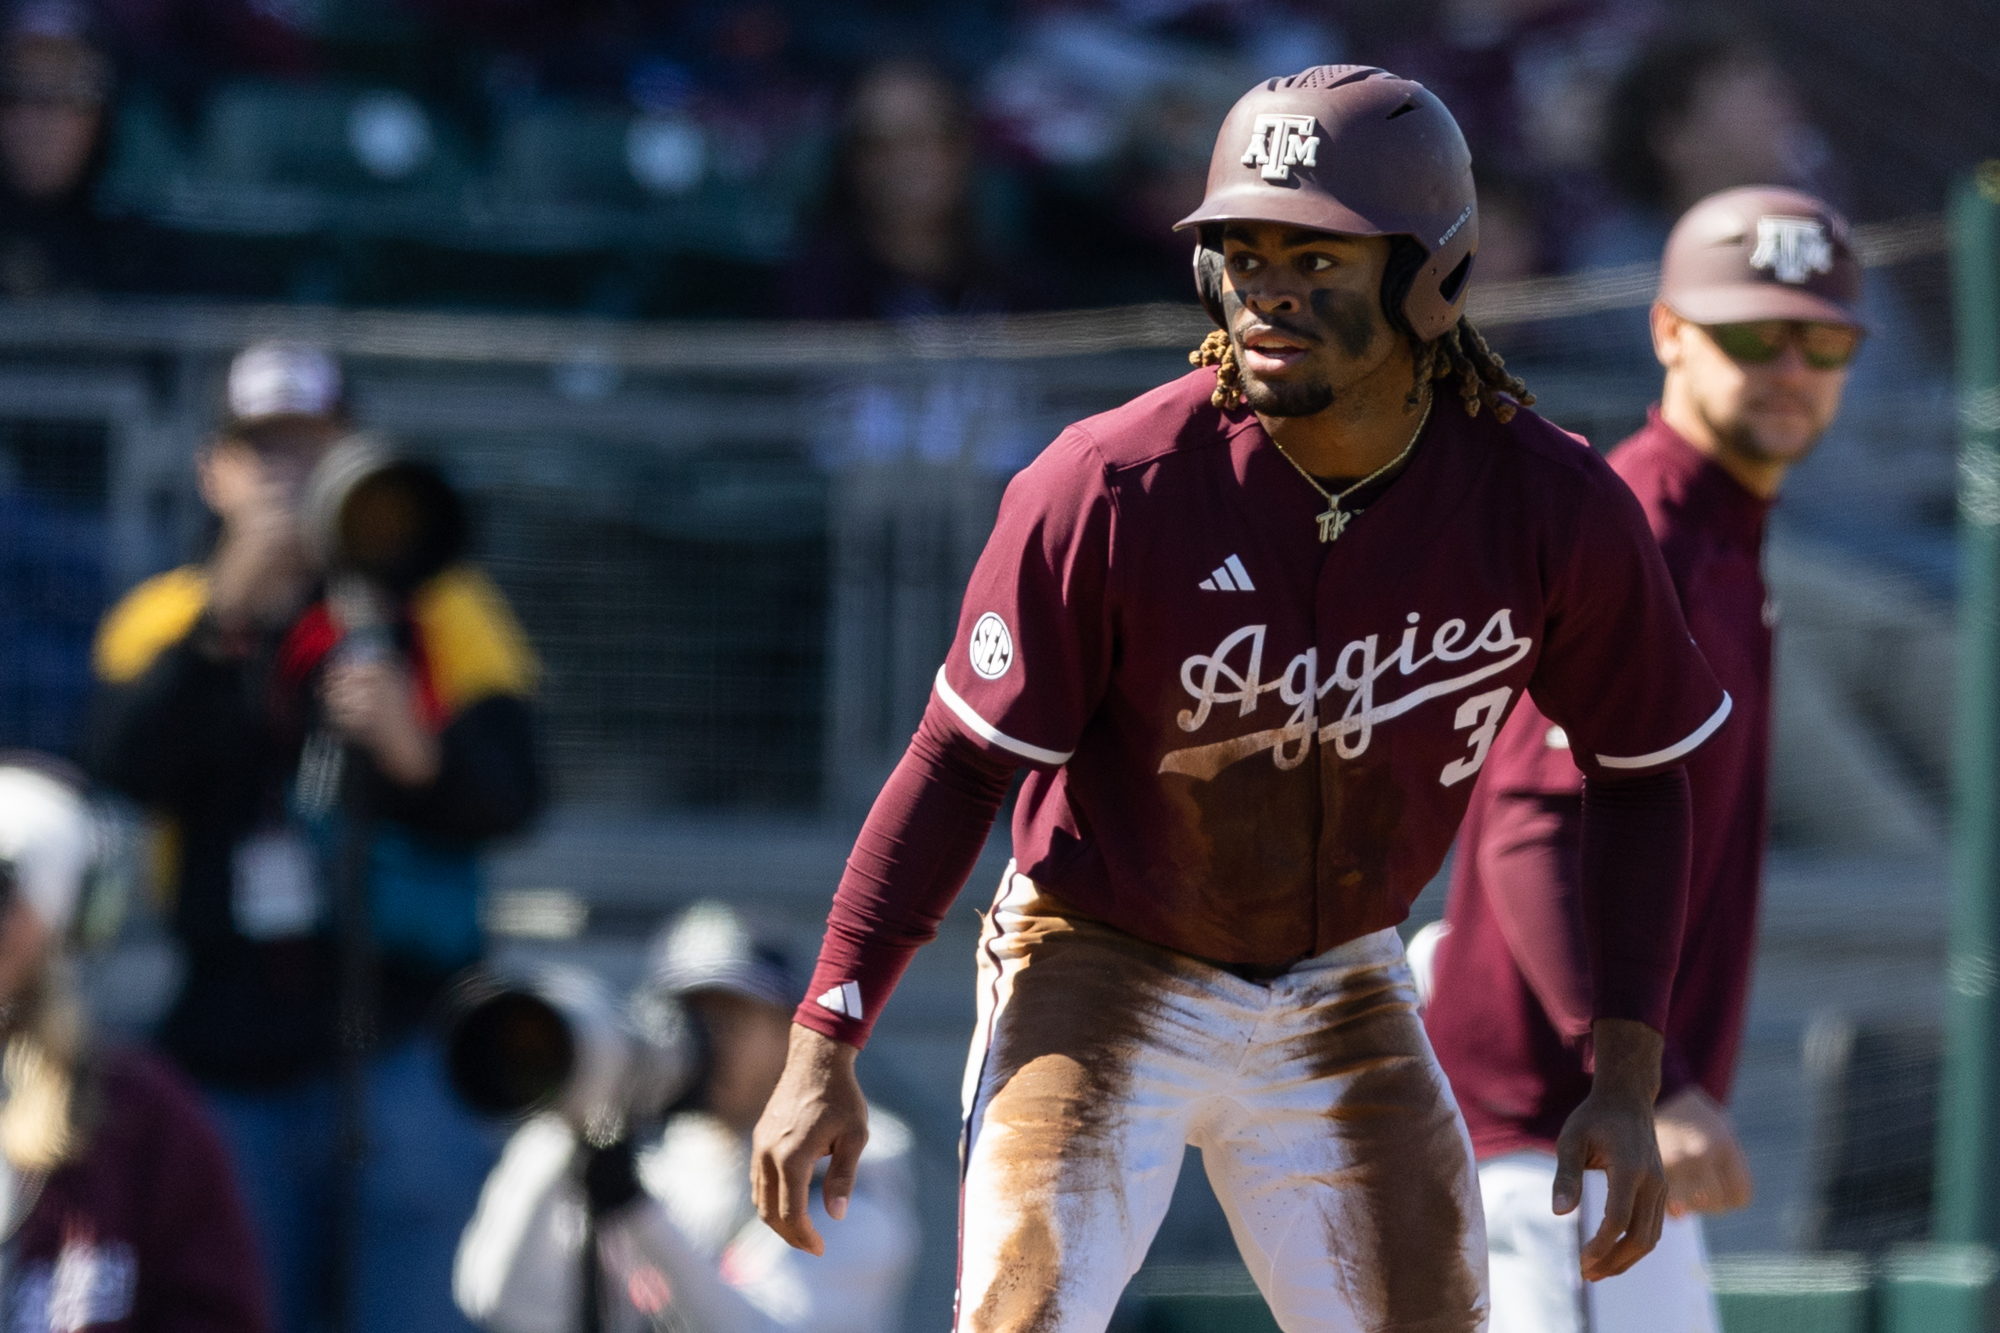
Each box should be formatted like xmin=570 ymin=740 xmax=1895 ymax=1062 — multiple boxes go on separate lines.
xmin=955 ymin=869 xmax=1487 ymax=1333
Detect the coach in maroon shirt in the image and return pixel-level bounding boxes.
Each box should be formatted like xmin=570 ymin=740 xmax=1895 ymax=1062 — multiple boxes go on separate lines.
xmin=1423 ymin=186 xmax=1865 ymax=1333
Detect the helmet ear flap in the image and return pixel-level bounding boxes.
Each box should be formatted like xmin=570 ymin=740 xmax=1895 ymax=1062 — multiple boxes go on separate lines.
xmin=1399 ymin=210 xmax=1478 ymax=342
xmin=1193 ymin=226 xmax=1227 ymax=328
xmin=1378 ymin=235 xmax=1431 ymax=342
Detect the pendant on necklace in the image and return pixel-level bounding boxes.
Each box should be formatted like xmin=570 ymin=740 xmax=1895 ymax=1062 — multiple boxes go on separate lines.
xmin=1317 ymin=504 xmax=1350 ymax=543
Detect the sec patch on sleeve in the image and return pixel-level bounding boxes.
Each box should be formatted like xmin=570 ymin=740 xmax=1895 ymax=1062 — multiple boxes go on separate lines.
xmin=969 ymin=613 xmax=1015 ymax=680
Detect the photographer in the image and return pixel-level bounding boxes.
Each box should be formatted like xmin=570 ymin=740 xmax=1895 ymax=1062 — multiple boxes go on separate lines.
xmin=0 ymin=755 xmax=267 ymax=1332
xmin=86 ymin=342 xmax=543 ymax=1333
xmin=454 ymin=903 xmax=917 ymax=1333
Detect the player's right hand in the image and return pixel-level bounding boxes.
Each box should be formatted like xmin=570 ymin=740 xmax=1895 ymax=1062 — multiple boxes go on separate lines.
xmin=1553 ymin=1017 xmax=1669 ymax=1283
xmin=1655 ymin=1086 xmax=1753 ymax=1217
xmin=752 ymin=1023 xmax=869 ymax=1256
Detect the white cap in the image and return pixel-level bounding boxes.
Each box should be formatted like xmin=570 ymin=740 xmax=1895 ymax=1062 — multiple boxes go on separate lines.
xmin=0 ymin=766 xmax=93 ymax=938
xmin=642 ymin=902 xmax=799 ymax=1012
xmin=226 ymin=342 xmax=344 ymax=425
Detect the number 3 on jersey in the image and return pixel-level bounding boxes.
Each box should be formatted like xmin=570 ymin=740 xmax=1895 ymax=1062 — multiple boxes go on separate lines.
xmin=1440 ymin=687 xmax=1513 ymax=787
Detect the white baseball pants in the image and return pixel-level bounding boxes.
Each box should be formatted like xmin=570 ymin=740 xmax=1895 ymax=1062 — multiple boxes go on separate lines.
xmin=953 ymin=868 xmax=1488 ymax=1333
xmin=1480 ymin=1151 xmax=1720 ymax=1333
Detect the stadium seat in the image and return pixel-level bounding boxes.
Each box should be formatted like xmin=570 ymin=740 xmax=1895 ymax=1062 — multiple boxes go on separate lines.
xmin=199 ymin=80 xmax=469 ymax=193
xmin=96 ymin=94 xmax=188 ymax=208
xmin=103 ymin=85 xmax=819 ymax=266
xmin=495 ymin=104 xmax=651 ymax=206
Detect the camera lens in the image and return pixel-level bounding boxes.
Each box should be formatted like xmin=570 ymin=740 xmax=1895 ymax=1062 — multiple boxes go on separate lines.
xmin=335 ymin=461 xmax=465 ymax=593
xmin=447 ymin=990 xmax=575 ymax=1118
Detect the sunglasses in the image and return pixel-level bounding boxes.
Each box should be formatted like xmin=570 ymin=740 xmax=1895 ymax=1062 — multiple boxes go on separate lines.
xmin=1704 ymin=320 xmax=1863 ymax=371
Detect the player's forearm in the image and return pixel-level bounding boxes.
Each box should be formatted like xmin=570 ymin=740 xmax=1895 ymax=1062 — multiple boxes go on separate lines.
xmin=1578 ymin=766 xmax=1691 ymax=1032
xmin=1588 ymin=1017 xmax=1664 ymax=1105
xmin=796 ymin=696 xmax=1015 ymax=1047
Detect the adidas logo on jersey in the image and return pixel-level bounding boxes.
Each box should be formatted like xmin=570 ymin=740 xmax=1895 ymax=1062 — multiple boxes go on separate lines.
xmin=815 ymin=980 xmax=865 ymax=1020
xmin=1199 ymin=555 xmax=1256 ymax=593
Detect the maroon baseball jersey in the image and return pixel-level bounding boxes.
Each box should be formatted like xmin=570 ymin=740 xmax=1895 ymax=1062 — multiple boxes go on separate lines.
xmin=795 ymin=372 xmax=1731 ymax=1047
xmin=934 ymin=370 xmax=1723 ymax=960
xmin=1425 ymin=409 xmax=1773 ymax=1159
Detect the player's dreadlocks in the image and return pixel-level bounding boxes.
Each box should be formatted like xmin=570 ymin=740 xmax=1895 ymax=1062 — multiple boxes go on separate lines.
xmin=1191 ymin=316 xmax=1533 ymax=422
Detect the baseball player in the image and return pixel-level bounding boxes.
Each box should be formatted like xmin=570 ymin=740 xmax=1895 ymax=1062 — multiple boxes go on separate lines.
xmin=754 ymin=67 xmax=1731 ymax=1333
xmin=1420 ymin=186 xmax=1865 ymax=1333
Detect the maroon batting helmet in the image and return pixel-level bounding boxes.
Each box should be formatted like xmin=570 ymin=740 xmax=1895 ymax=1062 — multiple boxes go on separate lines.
xmin=1176 ymin=66 xmax=1478 ymax=342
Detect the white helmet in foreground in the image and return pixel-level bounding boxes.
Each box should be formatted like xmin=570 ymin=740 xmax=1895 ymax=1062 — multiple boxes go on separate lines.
xmin=0 ymin=762 xmax=95 ymax=938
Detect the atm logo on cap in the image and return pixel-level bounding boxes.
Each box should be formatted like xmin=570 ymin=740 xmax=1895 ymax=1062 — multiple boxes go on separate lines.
xmin=1749 ymin=215 xmax=1834 ymax=284
xmin=1242 ymin=115 xmax=1319 ymax=181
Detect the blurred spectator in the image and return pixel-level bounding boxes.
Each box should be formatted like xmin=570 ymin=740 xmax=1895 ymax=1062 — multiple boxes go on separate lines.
xmin=93 ymin=0 xmax=319 ymax=104
xmin=1470 ymin=170 xmax=1544 ymax=285
xmin=983 ymin=4 xmax=1337 ymax=304
xmin=0 ymin=756 xmax=268 ymax=1332
xmin=1075 ymin=78 xmax=1229 ymax=303
xmin=456 ymin=902 xmax=919 ymax=1333
xmin=0 ymin=1 xmax=114 ymax=295
xmin=0 ymin=0 xmax=227 ymax=300
xmin=1571 ymin=27 xmax=1832 ymax=270
xmin=1378 ymin=0 xmax=1665 ymax=277
xmin=86 ymin=343 xmax=544 ymax=1333
xmin=785 ymin=60 xmax=1028 ymax=320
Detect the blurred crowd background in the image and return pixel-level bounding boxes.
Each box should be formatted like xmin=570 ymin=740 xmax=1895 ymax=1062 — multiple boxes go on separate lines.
xmin=0 ymin=0 xmax=1978 ymax=843
xmin=0 ymin=0 xmax=1984 ymax=314
xmin=0 ymin=0 xmax=1991 ymax=1328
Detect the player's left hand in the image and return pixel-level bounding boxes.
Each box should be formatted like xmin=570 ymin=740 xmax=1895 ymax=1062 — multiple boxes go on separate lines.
xmin=1552 ymin=1017 xmax=1668 ymax=1283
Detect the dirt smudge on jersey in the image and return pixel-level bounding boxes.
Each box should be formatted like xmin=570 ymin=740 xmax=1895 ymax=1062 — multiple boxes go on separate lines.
xmin=1317 ymin=748 xmax=1408 ymax=945
xmin=1163 ymin=746 xmax=1319 ymax=961
xmin=965 ymin=889 xmax=1195 ymax=1332
xmin=1287 ymin=959 xmax=1484 ymax=1331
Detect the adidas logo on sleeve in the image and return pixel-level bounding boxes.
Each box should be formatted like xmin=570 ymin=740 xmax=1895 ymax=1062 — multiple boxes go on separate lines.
xmin=1199 ymin=554 xmax=1256 ymax=592
xmin=815 ymin=981 xmax=865 ymax=1020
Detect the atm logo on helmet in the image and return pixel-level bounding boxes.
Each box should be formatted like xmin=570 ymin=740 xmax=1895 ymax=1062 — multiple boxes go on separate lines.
xmin=1749 ymin=216 xmax=1834 ymax=285
xmin=1242 ymin=114 xmax=1319 ymax=181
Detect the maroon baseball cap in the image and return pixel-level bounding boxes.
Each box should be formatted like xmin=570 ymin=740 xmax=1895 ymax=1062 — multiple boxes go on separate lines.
xmin=1658 ymin=186 xmax=1864 ymax=328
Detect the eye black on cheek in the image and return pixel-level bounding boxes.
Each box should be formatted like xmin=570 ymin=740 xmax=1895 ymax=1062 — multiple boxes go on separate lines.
xmin=1309 ymin=286 xmax=1379 ymax=360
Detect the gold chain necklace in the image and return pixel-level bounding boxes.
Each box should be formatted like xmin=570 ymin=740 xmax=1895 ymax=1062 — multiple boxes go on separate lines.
xmin=1268 ymin=394 xmax=1433 ymax=542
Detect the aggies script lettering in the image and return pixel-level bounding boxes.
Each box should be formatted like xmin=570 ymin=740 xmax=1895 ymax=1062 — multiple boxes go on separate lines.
xmin=1158 ymin=609 xmax=1533 ymax=786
